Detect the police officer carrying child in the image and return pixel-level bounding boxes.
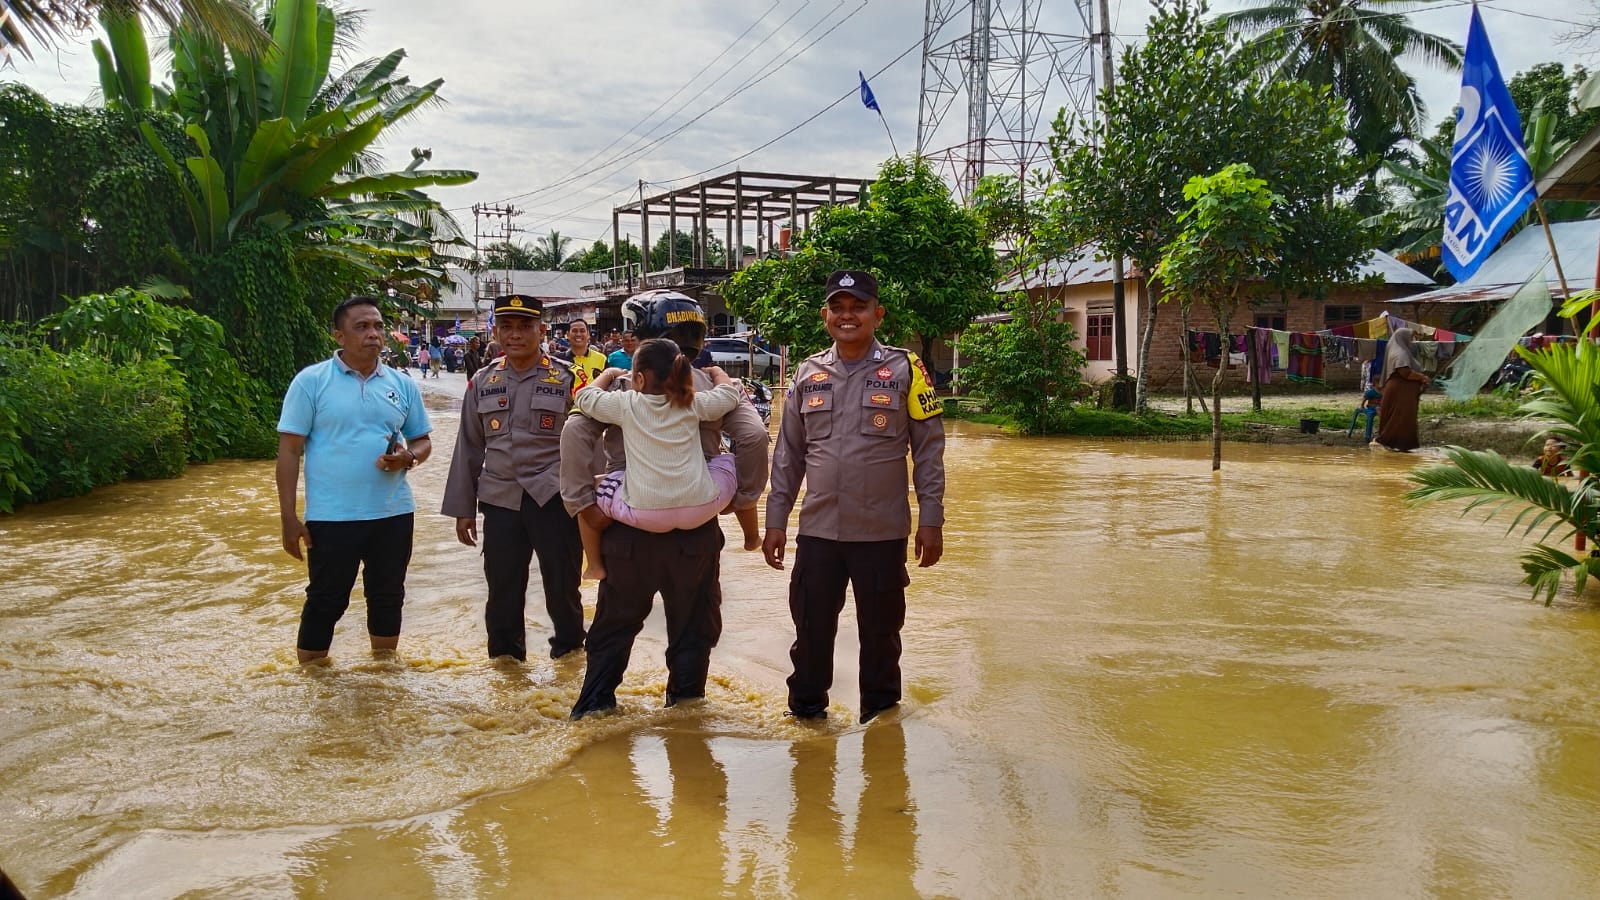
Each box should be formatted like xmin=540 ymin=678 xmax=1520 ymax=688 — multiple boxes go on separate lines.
xmin=442 ymin=294 xmax=589 ymax=660
xmin=763 ymin=270 xmax=946 ymax=723
xmin=563 ymin=290 xmax=770 ymax=718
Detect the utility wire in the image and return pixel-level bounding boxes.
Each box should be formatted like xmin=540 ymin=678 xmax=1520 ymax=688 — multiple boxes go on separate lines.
xmin=462 ymin=0 xmax=858 ymax=214
xmin=499 ymin=0 xmax=788 ymax=208
xmin=502 ymin=0 xmax=867 ymax=218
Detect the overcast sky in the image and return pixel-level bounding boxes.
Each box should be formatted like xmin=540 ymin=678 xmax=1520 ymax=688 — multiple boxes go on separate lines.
xmin=4 ymin=0 xmax=1589 ymax=252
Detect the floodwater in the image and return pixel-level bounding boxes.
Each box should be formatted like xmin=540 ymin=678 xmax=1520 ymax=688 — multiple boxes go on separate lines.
xmin=3 ymin=388 xmax=1599 ymax=899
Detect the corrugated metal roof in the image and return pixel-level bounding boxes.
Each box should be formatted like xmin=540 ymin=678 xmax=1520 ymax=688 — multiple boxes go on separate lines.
xmin=1361 ymin=248 xmax=1435 ymax=285
xmin=1391 ymin=220 xmax=1599 ymax=304
xmin=438 ymin=268 xmax=594 ymax=310
xmin=1000 ymin=247 xmax=1431 ymax=290
xmin=1537 ymin=122 xmax=1600 ymax=202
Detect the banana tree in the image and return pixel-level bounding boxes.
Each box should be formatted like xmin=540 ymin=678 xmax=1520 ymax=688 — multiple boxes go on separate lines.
xmin=1406 ymin=294 xmax=1600 ymax=604
xmin=1371 ymin=102 xmax=1594 ymax=265
xmin=97 ymin=0 xmax=473 ymax=284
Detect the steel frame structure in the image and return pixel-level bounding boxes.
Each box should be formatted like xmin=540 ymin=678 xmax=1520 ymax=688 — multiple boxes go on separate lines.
xmin=916 ymin=0 xmax=1098 ymax=200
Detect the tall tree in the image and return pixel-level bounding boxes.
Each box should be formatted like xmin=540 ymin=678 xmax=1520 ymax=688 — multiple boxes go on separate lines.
xmin=479 ymin=240 xmax=536 ymax=271
xmin=1218 ymin=0 xmax=1462 ymax=160
xmin=955 ymin=174 xmax=1088 ymax=435
xmin=563 ymin=238 xmax=641 ymax=273
xmin=0 ymin=0 xmax=265 ymax=61
xmin=723 ymin=156 xmax=995 ymax=360
xmin=528 ymin=229 xmax=572 ymax=270
xmin=1156 ymin=164 xmax=1285 ymax=469
xmin=1051 ymin=0 xmax=1369 ymax=413
xmin=1508 ymin=62 xmax=1600 ymax=148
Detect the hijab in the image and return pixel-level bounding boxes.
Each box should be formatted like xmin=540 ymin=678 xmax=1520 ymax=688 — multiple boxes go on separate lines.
xmin=1383 ymin=327 xmax=1421 ymax=382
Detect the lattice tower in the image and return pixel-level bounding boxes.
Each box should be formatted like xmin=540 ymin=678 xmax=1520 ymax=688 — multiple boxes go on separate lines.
xmin=916 ymin=0 xmax=1098 ymax=201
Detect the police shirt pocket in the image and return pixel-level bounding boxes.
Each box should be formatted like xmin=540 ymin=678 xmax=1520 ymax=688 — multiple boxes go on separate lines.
xmin=860 ymin=389 xmax=903 ymax=437
xmin=476 ymin=393 xmax=511 ymax=434
xmin=528 ymin=390 xmax=566 ymax=433
xmin=800 ymin=388 xmax=833 ymax=438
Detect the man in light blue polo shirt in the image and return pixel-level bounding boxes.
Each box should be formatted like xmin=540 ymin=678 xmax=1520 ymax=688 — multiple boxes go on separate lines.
xmin=276 ymin=296 xmax=434 ymax=663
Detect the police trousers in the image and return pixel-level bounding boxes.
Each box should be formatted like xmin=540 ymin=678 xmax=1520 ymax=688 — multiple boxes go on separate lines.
xmin=480 ymin=492 xmax=584 ymax=660
xmin=570 ymin=519 xmax=724 ymax=718
xmin=786 ymin=535 xmax=909 ymax=718
xmin=298 ymin=513 xmax=414 ymax=652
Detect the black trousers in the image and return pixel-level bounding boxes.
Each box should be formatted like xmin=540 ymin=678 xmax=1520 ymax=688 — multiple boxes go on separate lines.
xmin=570 ymin=519 xmax=724 ymax=717
xmin=480 ymin=492 xmax=584 ymax=660
xmin=786 ymin=536 xmax=909 ymax=718
xmin=298 ymin=513 xmax=414 ymax=652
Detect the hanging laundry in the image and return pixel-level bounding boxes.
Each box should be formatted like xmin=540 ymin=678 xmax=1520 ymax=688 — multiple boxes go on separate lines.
xmin=1287 ymin=332 xmax=1325 ymax=384
xmin=1248 ymin=328 xmax=1275 ymax=384
xmin=1273 ymin=330 xmax=1290 ymax=371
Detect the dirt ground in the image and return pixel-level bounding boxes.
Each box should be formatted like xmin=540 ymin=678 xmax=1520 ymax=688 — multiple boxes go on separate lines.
xmin=1148 ymin=392 xmax=1546 ymax=458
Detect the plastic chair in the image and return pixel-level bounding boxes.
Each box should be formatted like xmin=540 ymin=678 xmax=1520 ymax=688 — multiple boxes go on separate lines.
xmin=1347 ymin=406 xmax=1377 ymax=442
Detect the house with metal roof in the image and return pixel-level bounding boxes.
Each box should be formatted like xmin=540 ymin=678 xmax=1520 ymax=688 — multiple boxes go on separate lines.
xmin=1391 ymin=220 xmax=1599 ymax=308
xmin=975 ymin=247 xmax=1434 ymax=390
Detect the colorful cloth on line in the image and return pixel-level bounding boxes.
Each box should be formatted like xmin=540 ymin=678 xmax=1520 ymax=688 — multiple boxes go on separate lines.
xmin=1287 ymin=332 xmax=1325 ymax=384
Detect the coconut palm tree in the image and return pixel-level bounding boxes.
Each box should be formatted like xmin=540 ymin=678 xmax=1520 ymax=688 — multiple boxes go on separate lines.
xmin=1218 ymin=0 xmax=1462 ymax=159
xmin=0 ymin=0 xmax=263 ymax=60
xmin=1406 ymin=296 xmax=1600 ymax=604
xmin=529 ymin=230 xmax=573 ymax=270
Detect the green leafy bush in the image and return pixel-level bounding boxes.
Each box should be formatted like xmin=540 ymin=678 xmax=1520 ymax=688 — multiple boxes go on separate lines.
xmin=955 ymin=293 xmax=1088 ymax=435
xmin=44 ymin=287 xmax=277 ymax=461
xmin=0 ymin=346 xmax=187 ymax=509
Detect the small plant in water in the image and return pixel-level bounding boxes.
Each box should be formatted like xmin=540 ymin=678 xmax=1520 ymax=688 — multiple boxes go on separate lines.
xmin=1406 ymin=291 xmax=1600 ymax=604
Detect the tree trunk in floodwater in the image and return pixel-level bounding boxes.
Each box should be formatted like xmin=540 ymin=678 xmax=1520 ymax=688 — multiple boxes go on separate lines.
xmin=1135 ymin=282 xmax=1160 ymax=415
xmin=1211 ymin=309 xmax=1232 ymax=472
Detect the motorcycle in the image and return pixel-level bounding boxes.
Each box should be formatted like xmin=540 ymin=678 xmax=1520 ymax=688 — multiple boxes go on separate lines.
xmin=740 ymin=378 xmax=773 ymax=426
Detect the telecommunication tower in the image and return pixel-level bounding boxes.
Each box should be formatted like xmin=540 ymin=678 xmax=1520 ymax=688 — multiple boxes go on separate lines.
xmin=916 ymin=0 xmax=1098 ymax=200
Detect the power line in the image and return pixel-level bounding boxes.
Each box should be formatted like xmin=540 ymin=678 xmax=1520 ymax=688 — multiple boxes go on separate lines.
xmin=473 ymin=0 xmax=799 ymax=210
xmin=504 ymin=0 xmax=869 ymax=216
xmin=662 ymin=23 xmax=941 ymax=183
xmin=459 ymin=0 xmax=860 ymax=214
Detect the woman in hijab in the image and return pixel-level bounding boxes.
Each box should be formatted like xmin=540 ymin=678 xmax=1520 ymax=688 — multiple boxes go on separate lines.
xmin=1376 ymin=327 xmax=1430 ymax=451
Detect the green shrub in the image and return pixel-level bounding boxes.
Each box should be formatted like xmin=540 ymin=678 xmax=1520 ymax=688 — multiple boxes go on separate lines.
xmin=0 ymin=346 xmax=188 ymax=507
xmin=44 ymin=287 xmax=278 ymax=461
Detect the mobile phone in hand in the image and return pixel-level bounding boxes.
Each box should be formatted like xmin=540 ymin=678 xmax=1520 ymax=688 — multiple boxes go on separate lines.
xmin=387 ymin=431 xmax=402 ymax=455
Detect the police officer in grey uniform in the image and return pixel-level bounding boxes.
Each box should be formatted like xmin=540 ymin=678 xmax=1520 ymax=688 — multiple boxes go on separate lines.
xmin=563 ymin=290 xmax=770 ymax=717
xmin=442 ymin=294 xmax=588 ymax=660
xmin=763 ymin=270 xmax=946 ymax=723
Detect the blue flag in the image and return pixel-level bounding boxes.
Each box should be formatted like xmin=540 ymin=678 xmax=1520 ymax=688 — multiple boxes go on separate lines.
xmin=1442 ymin=6 xmax=1534 ymax=282
xmin=858 ymin=71 xmax=880 ymax=113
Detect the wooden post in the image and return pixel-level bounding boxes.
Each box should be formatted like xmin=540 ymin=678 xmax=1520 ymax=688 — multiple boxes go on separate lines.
xmin=1535 ymin=199 xmax=1572 ymax=302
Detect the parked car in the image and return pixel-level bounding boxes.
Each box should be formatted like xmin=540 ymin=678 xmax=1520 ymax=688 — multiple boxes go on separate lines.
xmin=704 ymin=337 xmax=779 ymax=380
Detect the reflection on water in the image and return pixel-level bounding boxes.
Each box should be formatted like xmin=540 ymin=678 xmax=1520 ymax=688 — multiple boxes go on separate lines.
xmin=3 ymin=401 xmax=1599 ymax=897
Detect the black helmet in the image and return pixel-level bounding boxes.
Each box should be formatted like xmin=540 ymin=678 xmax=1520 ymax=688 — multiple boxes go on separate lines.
xmin=620 ymin=290 xmax=708 ymax=354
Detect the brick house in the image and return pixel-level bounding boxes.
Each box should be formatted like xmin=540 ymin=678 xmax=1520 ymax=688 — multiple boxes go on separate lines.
xmin=976 ymin=248 xmax=1436 ymax=391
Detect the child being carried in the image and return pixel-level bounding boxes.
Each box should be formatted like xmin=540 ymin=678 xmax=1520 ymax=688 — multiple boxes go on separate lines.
xmin=573 ymin=337 xmax=761 ymax=580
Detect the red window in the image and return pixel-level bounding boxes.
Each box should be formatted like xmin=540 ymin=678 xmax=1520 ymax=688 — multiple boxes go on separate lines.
xmin=1085 ymin=313 xmax=1114 ymax=361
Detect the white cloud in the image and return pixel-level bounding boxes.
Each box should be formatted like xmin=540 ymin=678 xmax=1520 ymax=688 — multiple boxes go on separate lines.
xmin=2 ymin=0 xmax=1586 ymax=246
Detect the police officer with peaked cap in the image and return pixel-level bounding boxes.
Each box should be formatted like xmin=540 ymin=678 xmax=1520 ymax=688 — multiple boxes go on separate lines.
xmin=763 ymin=269 xmax=946 ymax=723
xmin=561 ymin=289 xmax=771 ymax=717
xmin=442 ymin=294 xmax=589 ymax=660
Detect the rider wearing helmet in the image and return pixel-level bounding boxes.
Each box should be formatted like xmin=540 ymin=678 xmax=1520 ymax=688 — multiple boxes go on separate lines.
xmin=563 ymin=290 xmax=771 ymax=718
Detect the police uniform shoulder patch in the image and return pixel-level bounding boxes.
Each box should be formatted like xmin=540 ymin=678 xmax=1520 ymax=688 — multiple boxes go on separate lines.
xmin=905 ymin=351 xmax=943 ymax=421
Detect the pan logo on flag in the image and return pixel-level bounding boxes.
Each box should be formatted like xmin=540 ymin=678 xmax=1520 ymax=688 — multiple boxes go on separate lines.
xmin=1442 ymin=6 xmax=1534 ymax=282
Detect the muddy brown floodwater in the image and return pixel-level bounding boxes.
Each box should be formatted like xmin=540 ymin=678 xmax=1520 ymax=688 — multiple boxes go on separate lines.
xmin=2 ymin=387 xmax=1598 ymax=898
